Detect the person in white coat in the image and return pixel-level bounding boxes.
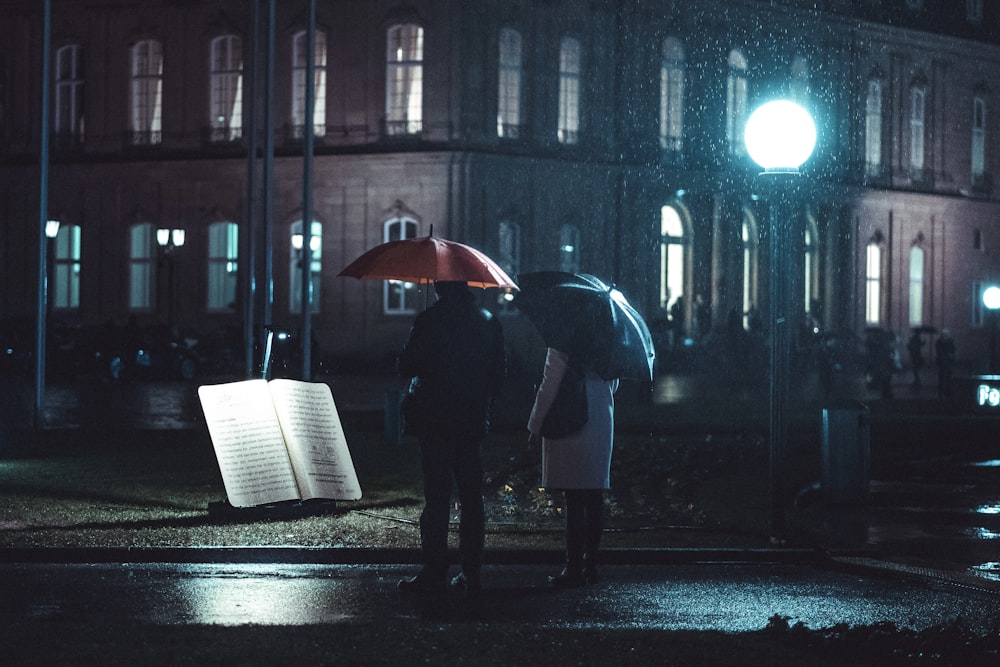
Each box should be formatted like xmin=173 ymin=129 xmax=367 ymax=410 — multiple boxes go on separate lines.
xmin=527 ymin=347 xmax=619 ymax=588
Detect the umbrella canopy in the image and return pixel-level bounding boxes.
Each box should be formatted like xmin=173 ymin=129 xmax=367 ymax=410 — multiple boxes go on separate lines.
xmin=513 ymin=271 xmax=655 ymax=381
xmin=337 ymin=229 xmax=518 ymax=290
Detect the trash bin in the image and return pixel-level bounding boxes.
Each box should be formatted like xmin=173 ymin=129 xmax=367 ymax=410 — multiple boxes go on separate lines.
xmin=821 ymin=399 xmax=870 ymax=505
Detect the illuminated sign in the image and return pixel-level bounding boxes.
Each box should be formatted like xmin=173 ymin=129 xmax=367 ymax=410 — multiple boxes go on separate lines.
xmin=977 ymin=382 xmax=1000 ymax=408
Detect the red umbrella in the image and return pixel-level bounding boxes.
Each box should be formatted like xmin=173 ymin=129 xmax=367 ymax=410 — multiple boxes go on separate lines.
xmin=337 ymin=228 xmax=518 ymax=290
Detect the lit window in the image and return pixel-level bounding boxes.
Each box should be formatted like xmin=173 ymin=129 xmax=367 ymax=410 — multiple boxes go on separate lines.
xmin=660 ymin=206 xmax=685 ymax=312
xmin=383 ymin=217 xmax=418 ymax=314
xmin=498 ymin=28 xmax=523 ymax=139
xmin=741 ymin=214 xmax=758 ymax=327
xmin=53 ymin=224 xmax=81 ymax=309
xmin=866 ymin=242 xmax=882 ymax=325
xmin=207 ymin=222 xmax=238 ymax=311
xmin=973 ymin=96 xmax=986 ymax=180
xmin=385 ymin=24 xmax=423 ymax=136
xmin=289 ymin=220 xmax=321 ymax=314
xmin=910 ymin=87 xmax=925 ymax=174
xmin=557 ymin=37 xmax=581 ymax=145
xmin=865 ymin=80 xmax=882 ymax=176
xmin=55 ymin=44 xmax=84 ymax=146
xmin=659 ymin=37 xmax=684 ymax=152
xmin=726 ymin=49 xmax=748 ymax=155
xmin=559 ymin=224 xmax=581 ymax=273
xmin=804 ymin=223 xmax=817 ymax=316
xmin=292 ymin=30 xmax=327 ymax=138
xmin=129 ymin=223 xmax=156 ymax=309
xmin=130 ymin=39 xmax=163 ymax=145
xmin=909 ymin=246 xmax=924 ymax=326
xmin=210 ymin=35 xmax=243 ymax=142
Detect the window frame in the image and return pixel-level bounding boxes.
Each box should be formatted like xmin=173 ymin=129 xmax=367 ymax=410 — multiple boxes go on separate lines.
xmin=382 ymin=217 xmax=419 ymax=315
xmin=726 ymin=49 xmax=748 ymax=156
xmin=207 ymin=221 xmax=239 ymax=312
xmin=659 ymin=37 xmax=684 ymax=153
xmin=972 ymin=95 xmax=986 ymax=181
xmin=53 ymin=223 xmax=81 ymax=310
xmin=497 ymin=27 xmax=523 ymax=139
xmin=54 ymin=44 xmax=84 ymax=145
xmin=289 ymin=220 xmax=322 ymax=314
xmin=865 ymin=79 xmax=883 ymax=176
xmin=291 ymin=29 xmax=327 ymax=139
xmin=129 ymin=39 xmax=163 ymax=146
xmin=209 ymin=35 xmax=243 ymax=142
xmin=385 ymin=23 xmax=424 ymax=136
xmin=128 ymin=222 xmax=157 ymax=310
xmin=557 ymin=36 xmax=581 ymax=145
xmin=865 ymin=242 xmax=882 ymax=325
xmin=910 ymin=86 xmax=926 ymax=175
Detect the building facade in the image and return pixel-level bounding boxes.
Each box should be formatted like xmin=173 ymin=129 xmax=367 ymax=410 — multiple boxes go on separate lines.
xmin=2 ymin=0 xmax=1000 ymax=376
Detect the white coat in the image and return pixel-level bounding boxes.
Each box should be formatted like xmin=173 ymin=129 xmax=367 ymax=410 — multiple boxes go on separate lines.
xmin=527 ymin=348 xmax=618 ymax=490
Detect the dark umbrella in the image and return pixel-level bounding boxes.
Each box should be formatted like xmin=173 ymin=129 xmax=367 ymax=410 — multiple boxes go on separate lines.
xmin=513 ymin=272 xmax=655 ymax=381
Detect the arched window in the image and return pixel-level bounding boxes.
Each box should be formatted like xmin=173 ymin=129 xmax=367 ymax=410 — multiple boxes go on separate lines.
xmin=865 ymin=241 xmax=882 ymax=325
xmin=558 ymin=36 xmax=581 ymax=144
xmin=865 ymin=79 xmax=883 ymax=176
xmin=726 ymin=49 xmax=748 ymax=155
xmin=909 ymin=245 xmax=925 ymax=326
xmin=55 ymin=44 xmax=84 ymax=145
xmin=659 ymin=37 xmax=684 ymax=152
xmin=659 ymin=205 xmax=685 ymax=311
xmin=383 ymin=217 xmax=419 ymax=314
xmin=292 ymin=30 xmax=327 ymax=138
xmin=559 ymin=224 xmax=581 ymax=273
xmin=130 ymin=39 xmax=163 ymax=145
xmin=386 ymin=23 xmax=424 ymax=135
xmin=741 ymin=212 xmax=759 ymax=327
xmin=53 ymin=223 xmax=81 ymax=309
xmin=209 ymin=35 xmax=243 ymax=142
xmin=972 ymin=95 xmax=986 ymax=181
xmin=497 ymin=28 xmax=523 ymax=139
xmin=910 ymin=87 xmax=926 ymax=174
xmin=207 ymin=222 xmax=238 ymax=311
xmin=289 ymin=220 xmax=321 ymax=314
xmin=129 ymin=222 xmax=156 ymax=309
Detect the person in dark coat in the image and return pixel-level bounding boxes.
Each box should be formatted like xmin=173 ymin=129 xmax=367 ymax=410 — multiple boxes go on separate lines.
xmin=935 ymin=329 xmax=956 ymax=399
xmin=396 ymin=281 xmax=506 ymax=596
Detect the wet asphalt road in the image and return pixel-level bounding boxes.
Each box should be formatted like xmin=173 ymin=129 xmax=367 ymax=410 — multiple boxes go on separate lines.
xmin=3 ymin=562 xmax=999 ymax=633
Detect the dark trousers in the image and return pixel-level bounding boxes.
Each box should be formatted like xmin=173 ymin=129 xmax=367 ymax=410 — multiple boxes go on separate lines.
xmin=417 ymin=436 xmax=485 ymax=581
xmin=562 ymin=489 xmax=604 ymax=573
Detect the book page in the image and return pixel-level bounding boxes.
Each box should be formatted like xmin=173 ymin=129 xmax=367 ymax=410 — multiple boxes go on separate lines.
xmin=268 ymin=379 xmax=363 ymax=501
xmin=197 ymin=379 xmax=301 ymax=508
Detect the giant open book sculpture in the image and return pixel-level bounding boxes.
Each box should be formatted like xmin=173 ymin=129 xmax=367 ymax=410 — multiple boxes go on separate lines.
xmin=198 ymin=378 xmax=362 ymax=510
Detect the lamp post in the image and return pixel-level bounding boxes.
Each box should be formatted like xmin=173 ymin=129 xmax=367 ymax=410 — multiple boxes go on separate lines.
xmin=44 ymin=219 xmax=60 ymax=319
xmin=157 ymin=228 xmax=186 ymax=327
xmin=984 ymin=285 xmax=1000 ymax=375
xmin=745 ymin=99 xmax=817 ymax=537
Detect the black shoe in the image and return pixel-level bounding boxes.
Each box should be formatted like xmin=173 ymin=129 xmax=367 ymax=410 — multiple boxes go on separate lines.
xmin=449 ymin=571 xmax=481 ymax=593
xmin=397 ymin=574 xmax=446 ymax=596
xmin=547 ymin=569 xmax=586 ymax=589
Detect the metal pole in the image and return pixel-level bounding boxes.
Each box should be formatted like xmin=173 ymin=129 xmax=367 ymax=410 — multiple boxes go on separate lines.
xmin=260 ymin=0 xmax=275 ymax=373
xmin=33 ymin=0 xmax=52 ymax=430
xmin=300 ymin=0 xmax=316 ymax=380
xmin=242 ymin=0 xmax=261 ymax=378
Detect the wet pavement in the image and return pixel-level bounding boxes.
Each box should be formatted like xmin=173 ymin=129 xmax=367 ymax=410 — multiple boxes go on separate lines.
xmin=3 ymin=561 xmax=999 ymax=633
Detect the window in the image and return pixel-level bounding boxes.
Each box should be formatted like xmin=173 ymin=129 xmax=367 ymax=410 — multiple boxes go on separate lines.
xmin=55 ymin=44 xmax=84 ymax=146
xmin=292 ymin=30 xmax=327 ymax=138
xmin=968 ymin=0 xmax=983 ymax=22
xmin=498 ymin=220 xmax=521 ymax=279
xmin=383 ymin=217 xmax=418 ymax=314
xmin=972 ymin=96 xmax=986 ymax=181
xmin=659 ymin=37 xmax=684 ymax=153
xmin=129 ymin=223 xmax=156 ymax=309
xmin=209 ymin=35 xmax=243 ymax=142
xmin=789 ymin=55 xmax=809 ymax=104
xmin=289 ymin=220 xmax=321 ymax=314
xmin=726 ymin=49 xmax=748 ymax=156
xmin=804 ymin=223 xmax=817 ymax=316
xmin=659 ymin=206 xmax=685 ymax=312
xmin=910 ymin=87 xmax=925 ymax=174
xmin=207 ymin=222 xmax=238 ymax=311
xmin=741 ymin=214 xmax=758 ymax=328
xmin=497 ymin=28 xmax=523 ymax=139
xmin=909 ymin=246 xmax=924 ymax=326
xmin=385 ymin=23 xmax=423 ymax=136
xmin=130 ymin=39 xmax=163 ymax=145
xmin=53 ymin=224 xmax=81 ymax=309
xmin=865 ymin=242 xmax=882 ymax=325
xmin=865 ymin=79 xmax=883 ymax=176
xmin=558 ymin=224 xmax=581 ymax=273
xmin=557 ymin=37 xmax=581 ymax=145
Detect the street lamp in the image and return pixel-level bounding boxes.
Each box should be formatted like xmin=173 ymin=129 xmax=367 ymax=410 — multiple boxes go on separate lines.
xmin=984 ymin=285 xmax=1000 ymax=374
xmin=44 ymin=219 xmax=60 ymax=319
xmin=745 ymin=99 xmax=816 ymax=537
xmin=157 ymin=227 xmax=185 ymax=327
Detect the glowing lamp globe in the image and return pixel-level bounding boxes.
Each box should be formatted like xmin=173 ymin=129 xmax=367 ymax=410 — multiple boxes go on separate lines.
xmin=744 ymin=100 xmax=816 ymax=173
xmin=983 ymin=285 xmax=1000 ymax=311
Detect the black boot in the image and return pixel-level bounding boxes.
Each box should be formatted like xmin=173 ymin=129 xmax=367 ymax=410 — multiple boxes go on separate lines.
xmin=550 ymin=491 xmax=586 ymax=588
xmin=582 ymin=490 xmax=604 ymax=584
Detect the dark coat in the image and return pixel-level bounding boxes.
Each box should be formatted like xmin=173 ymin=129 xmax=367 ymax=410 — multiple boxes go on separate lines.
xmin=397 ymin=291 xmax=506 ymax=440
